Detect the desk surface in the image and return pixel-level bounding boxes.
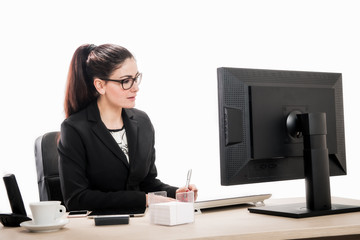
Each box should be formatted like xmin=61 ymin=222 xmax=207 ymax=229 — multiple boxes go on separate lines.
xmin=2 ymin=197 xmax=360 ymax=240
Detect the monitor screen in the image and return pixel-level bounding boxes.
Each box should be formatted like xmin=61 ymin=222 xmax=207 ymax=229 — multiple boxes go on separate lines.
xmin=217 ymin=67 xmax=360 ymax=218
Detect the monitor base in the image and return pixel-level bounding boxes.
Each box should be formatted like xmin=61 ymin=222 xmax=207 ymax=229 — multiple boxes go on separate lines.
xmin=248 ymin=203 xmax=360 ymax=218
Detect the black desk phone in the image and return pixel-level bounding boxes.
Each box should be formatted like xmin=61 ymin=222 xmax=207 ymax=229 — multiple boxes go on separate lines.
xmin=0 ymin=174 xmax=31 ymax=227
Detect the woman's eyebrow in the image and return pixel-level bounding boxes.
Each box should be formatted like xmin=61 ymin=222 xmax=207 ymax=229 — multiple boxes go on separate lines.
xmin=118 ymin=72 xmax=139 ymax=79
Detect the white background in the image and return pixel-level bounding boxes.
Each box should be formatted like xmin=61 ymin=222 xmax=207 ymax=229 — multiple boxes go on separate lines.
xmin=1 ymin=0 xmax=359 ymax=213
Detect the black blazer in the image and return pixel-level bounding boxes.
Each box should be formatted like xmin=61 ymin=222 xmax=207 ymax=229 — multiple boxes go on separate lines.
xmin=58 ymin=101 xmax=177 ymax=211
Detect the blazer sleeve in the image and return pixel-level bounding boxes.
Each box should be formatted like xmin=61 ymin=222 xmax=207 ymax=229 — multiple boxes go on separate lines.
xmin=58 ymin=120 xmax=146 ymax=211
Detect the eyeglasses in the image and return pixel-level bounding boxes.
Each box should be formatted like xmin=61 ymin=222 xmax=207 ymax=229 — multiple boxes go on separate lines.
xmin=101 ymin=73 xmax=142 ymax=90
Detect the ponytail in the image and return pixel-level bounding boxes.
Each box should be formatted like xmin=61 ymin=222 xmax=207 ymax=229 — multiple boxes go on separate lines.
xmin=64 ymin=44 xmax=98 ymax=118
xmin=64 ymin=43 xmax=133 ymax=118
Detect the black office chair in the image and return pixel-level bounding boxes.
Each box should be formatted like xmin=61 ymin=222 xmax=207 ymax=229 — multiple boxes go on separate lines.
xmin=34 ymin=131 xmax=65 ymax=206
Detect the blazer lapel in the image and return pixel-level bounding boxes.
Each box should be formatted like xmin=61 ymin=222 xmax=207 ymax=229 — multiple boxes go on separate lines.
xmin=87 ymin=101 xmax=130 ymax=168
xmin=123 ymin=109 xmax=138 ymax=166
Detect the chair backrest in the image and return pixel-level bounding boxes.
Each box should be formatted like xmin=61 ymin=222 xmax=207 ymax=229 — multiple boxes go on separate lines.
xmin=34 ymin=131 xmax=64 ymax=206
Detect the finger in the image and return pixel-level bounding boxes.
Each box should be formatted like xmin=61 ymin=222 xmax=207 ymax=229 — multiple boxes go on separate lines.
xmin=176 ymin=187 xmax=188 ymax=193
xmin=189 ymin=184 xmax=198 ymax=192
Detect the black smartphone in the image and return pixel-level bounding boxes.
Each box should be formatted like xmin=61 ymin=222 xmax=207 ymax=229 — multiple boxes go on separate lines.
xmin=68 ymin=210 xmax=89 ymax=218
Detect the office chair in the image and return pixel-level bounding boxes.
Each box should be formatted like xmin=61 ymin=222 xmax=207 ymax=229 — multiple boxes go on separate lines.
xmin=34 ymin=131 xmax=65 ymax=206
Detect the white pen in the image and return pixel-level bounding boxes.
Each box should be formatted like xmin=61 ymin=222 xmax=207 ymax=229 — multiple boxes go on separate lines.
xmin=185 ymin=169 xmax=192 ymax=189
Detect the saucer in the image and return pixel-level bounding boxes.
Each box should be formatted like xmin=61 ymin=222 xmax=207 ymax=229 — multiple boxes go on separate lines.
xmin=20 ymin=219 xmax=69 ymax=232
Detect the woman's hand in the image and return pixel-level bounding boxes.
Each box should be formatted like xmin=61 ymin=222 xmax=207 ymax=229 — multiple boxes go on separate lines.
xmin=146 ymin=194 xmax=175 ymax=207
xmin=176 ymin=184 xmax=198 ymax=201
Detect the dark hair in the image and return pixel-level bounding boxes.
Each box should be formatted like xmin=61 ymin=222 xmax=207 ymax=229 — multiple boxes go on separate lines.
xmin=64 ymin=43 xmax=134 ymax=118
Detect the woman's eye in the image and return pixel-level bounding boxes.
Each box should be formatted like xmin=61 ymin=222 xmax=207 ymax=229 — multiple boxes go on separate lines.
xmin=122 ymin=79 xmax=131 ymax=84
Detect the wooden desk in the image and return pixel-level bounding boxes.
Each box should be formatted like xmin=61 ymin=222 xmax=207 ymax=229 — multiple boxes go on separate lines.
xmin=2 ymin=197 xmax=360 ymax=240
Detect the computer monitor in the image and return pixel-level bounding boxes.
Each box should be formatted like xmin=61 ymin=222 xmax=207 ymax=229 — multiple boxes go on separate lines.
xmin=217 ymin=67 xmax=360 ymax=218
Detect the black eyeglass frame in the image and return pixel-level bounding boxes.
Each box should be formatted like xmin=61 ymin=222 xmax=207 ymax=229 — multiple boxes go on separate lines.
xmin=101 ymin=73 xmax=142 ymax=90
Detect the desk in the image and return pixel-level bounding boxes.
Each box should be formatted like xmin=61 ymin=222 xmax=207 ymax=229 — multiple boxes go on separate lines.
xmin=2 ymin=197 xmax=360 ymax=240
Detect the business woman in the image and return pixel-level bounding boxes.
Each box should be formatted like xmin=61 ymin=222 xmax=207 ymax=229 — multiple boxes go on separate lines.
xmin=58 ymin=44 xmax=197 ymax=211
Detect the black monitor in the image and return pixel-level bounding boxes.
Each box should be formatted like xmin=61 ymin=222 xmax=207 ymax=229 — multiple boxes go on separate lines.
xmin=217 ymin=67 xmax=360 ymax=218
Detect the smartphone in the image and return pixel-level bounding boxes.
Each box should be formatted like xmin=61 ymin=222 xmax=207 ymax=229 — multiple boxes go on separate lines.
xmin=67 ymin=210 xmax=90 ymax=218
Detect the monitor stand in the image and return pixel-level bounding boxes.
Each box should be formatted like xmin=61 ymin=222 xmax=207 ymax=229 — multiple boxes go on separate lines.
xmin=248 ymin=202 xmax=360 ymax=218
xmin=248 ymin=112 xmax=360 ymax=218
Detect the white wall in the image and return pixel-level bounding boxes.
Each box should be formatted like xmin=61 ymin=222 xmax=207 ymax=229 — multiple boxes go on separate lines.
xmin=1 ymin=0 xmax=359 ymax=213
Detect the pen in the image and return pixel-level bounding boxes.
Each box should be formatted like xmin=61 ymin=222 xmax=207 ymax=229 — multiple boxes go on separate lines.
xmin=185 ymin=169 xmax=192 ymax=189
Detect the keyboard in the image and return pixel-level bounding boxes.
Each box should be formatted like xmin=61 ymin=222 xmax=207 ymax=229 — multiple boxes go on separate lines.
xmin=194 ymin=194 xmax=272 ymax=210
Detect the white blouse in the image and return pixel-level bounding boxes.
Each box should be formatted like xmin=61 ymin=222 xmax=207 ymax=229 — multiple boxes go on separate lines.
xmin=109 ymin=127 xmax=129 ymax=163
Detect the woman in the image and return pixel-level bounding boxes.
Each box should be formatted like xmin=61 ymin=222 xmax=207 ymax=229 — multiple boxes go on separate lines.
xmin=58 ymin=43 xmax=197 ymax=211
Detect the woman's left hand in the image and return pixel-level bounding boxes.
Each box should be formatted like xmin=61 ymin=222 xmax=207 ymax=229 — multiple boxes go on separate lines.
xmin=176 ymin=184 xmax=198 ymax=201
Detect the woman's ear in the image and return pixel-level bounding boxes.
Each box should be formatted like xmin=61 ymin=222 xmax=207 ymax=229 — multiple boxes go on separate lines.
xmin=94 ymin=78 xmax=106 ymax=95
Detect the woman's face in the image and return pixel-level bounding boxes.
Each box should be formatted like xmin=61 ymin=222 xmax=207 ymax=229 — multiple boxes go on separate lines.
xmin=100 ymin=58 xmax=139 ymax=109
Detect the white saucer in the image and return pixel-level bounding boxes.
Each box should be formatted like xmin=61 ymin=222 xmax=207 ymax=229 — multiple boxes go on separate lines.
xmin=20 ymin=219 xmax=69 ymax=232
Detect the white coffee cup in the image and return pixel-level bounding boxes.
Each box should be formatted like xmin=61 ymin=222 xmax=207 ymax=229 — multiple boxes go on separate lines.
xmin=29 ymin=201 xmax=66 ymax=225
